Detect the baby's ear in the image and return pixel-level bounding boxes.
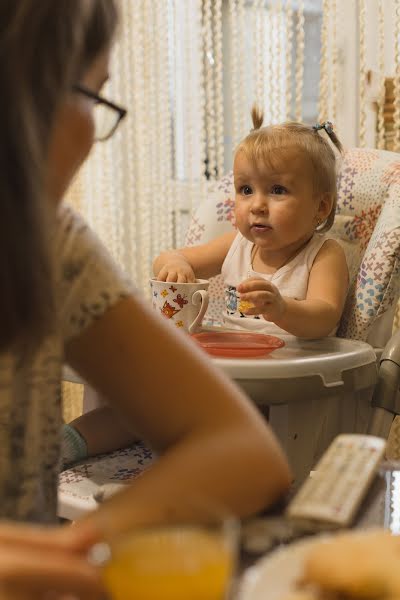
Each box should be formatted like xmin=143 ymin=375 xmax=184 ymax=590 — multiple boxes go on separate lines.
xmin=318 ymin=192 xmax=333 ymax=219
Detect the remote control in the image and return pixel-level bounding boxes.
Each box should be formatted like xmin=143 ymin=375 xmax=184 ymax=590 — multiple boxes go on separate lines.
xmin=286 ymin=434 xmax=386 ymax=528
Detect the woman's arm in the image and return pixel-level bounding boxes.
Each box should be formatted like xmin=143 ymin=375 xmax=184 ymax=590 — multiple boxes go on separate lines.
xmin=65 ymin=293 xmax=291 ymax=537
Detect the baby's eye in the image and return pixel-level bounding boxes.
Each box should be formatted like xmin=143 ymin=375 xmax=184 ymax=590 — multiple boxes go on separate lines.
xmin=271 ymin=184 xmax=287 ymax=195
xmin=240 ymin=185 xmax=253 ymax=196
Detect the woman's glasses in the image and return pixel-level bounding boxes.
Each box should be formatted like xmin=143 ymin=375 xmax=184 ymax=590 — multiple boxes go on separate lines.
xmin=73 ymin=84 xmax=127 ymax=142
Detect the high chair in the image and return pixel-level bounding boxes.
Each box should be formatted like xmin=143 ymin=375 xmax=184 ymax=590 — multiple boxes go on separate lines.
xmin=58 ymin=147 xmax=400 ymax=519
xmin=184 ymin=147 xmax=399 ymax=474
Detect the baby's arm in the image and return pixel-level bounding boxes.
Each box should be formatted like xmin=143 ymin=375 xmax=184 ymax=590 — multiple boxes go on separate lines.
xmin=153 ymin=231 xmax=236 ymax=282
xmin=239 ymin=240 xmax=349 ymax=338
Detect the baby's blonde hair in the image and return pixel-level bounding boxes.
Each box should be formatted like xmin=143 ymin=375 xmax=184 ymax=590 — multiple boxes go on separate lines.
xmin=235 ymin=106 xmax=343 ymax=232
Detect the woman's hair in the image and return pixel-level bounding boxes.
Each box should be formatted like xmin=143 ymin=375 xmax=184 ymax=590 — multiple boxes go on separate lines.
xmin=235 ymin=106 xmax=343 ymax=233
xmin=0 ymin=1 xmax=118 ymax=351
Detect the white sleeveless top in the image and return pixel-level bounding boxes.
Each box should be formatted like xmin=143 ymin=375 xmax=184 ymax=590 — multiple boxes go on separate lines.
xmin=221 ymin=232 xmax=338 ymax=336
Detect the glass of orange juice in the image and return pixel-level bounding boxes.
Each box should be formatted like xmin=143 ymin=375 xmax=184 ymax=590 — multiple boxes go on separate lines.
xmin=90 ymin=509 xmax=238 ymax=600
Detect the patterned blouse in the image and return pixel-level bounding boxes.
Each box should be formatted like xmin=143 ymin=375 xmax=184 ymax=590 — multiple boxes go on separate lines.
xmin=0 ymin=204 xmax=132 ymax=522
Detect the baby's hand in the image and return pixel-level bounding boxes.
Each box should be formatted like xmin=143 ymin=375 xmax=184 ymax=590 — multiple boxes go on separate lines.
xmin=157 ymin=256 xmax=196 ymax=283
xmin=237 ymin=277 xmax=286 ymax=322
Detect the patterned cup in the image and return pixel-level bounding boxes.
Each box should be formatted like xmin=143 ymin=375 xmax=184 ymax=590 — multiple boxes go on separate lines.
xmin=149 ymin=278 xmax=209 ymax=334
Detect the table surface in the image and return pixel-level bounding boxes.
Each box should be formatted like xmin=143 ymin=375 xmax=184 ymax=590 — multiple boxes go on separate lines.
xmin=238 ymin=460 xmax=397 ymax=577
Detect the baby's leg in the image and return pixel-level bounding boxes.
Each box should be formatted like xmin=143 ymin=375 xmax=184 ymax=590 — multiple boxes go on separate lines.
xmin=61 ymin=401 xmax=141 ymax=468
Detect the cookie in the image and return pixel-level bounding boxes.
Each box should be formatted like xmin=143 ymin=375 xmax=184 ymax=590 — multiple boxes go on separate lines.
xmin=238 ymin=299 xmax=255 ymax=312
xmin=301 ymin=530 xmax=400 ymax=598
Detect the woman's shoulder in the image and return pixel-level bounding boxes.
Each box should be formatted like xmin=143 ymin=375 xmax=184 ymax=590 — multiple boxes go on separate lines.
xmin=54 ymin=203 xmax=133 ymax=341
xmin=54 ymin=203 xmax=94 ymax=260
xmin=54 ymin=203 xmax=126 ymax=276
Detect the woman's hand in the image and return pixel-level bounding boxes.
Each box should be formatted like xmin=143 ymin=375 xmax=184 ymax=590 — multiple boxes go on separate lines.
xmin=0 ymin=521 xmax=104 ymax=599
xmin=156 ymin=253 xmax=196 ymax=283
xmin=237 ymin=277 xmax=286 ymax=323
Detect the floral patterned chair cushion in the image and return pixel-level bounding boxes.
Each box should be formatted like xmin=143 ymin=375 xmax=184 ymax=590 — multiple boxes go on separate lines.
xmin=58 ymin=441 xmax=154 ymax=520
xmin=185 ymin=147 xmax=400 ymax=347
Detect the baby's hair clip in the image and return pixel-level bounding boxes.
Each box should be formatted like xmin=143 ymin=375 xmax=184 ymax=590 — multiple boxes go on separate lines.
xmin=313 ymin=121 xmax=334 ymax=135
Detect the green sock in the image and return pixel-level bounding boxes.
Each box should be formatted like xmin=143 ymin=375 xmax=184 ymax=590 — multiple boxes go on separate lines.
xmin=60 ymin=424 xmax=88 ymax=468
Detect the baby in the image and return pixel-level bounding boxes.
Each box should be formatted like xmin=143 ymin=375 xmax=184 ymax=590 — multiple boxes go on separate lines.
xmin=154 ymin=108 xmax=349 ymax=338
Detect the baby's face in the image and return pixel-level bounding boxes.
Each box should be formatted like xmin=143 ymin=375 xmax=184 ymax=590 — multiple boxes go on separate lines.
xmin=233 ymin=150 xmax=328 ymax=259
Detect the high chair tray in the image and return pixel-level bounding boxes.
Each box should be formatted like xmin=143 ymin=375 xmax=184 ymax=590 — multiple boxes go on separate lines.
xmin=191 ymin=331 xmax=285 ymax=358
xmin=210 ymin=336 xmax=377 ymax=385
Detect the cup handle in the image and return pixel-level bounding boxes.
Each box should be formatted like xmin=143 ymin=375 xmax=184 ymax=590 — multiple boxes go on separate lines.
xmin=188 ymin=290 xmax=209 ymax=334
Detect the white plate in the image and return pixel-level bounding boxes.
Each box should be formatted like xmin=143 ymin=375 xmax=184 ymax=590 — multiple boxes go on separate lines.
xmin=238 ymin=535 xmax=331 ymax=600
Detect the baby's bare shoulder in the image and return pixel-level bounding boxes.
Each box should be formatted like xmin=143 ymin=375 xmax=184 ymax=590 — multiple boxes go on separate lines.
xmin=321 ymin=237 xmax=345 ymax=253
xmin=314 ymin=237 xmax=347 ymax=265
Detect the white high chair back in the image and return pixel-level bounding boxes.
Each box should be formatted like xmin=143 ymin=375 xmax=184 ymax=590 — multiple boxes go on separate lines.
xmin=185 ymin=147 xmax=400 ymax=346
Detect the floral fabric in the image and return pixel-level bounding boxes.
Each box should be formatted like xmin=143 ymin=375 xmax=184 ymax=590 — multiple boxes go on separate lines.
xmin=58 ymin=442 xmax=154 ymax=515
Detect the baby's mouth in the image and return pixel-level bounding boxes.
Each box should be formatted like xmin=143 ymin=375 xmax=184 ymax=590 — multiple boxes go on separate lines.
xmin=251 ymin=223 xmax=272 ymax=231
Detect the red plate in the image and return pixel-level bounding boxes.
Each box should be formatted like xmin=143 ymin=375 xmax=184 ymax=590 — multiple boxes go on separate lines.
xmin=191 ymin=331 xmax=285 ymax=358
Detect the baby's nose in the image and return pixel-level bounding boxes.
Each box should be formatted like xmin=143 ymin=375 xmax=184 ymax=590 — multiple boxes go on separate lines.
xmin=251 ymin=195 xmax=268 ymax=212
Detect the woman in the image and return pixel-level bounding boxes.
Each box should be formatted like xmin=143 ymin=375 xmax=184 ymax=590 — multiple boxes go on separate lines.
xmin=0 ymin=1 xmax=291 ymax=597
